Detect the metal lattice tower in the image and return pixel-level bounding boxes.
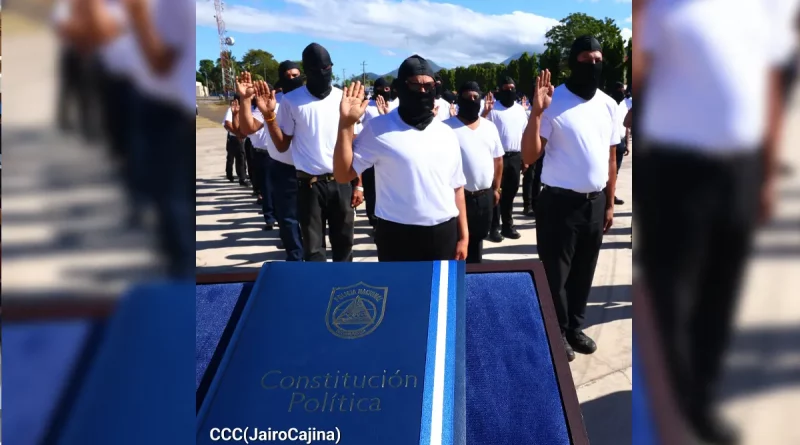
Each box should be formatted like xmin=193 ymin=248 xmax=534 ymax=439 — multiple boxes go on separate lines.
xmin=214 ymin=0 xmax=234 ymax=94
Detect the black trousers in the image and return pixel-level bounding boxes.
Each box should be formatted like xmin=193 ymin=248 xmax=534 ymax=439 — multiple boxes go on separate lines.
xmin=616 ymin=141 xmax=626 ymax=174
xmin=253 ymin=150 xmax=276 ymax=225
xmin=375 ymin=218 xmax=458 ymax=262
xmin=225 ymin=135 xmax=246 ymax=182
xmin=244 ymin=138 xmax=257 ymax=191
xmin=58 ymin=48 xmax=103 ymax=142
xmin=362 ymin=167 xmax=377 ymax=226
xmin=536 ymin=187 xmax=606 ymax=335
xmin=635 ymin=145 xmax=760 ymax=420
xmin=296 ymin=176 xmax=354 ymax=262
xmin=522 ymin=153 xmax=544 ymax=207
xmin=465 ymin=190 xmax=494 ymax=263
xmin=491 ymin=152 xmax=522 ymax=232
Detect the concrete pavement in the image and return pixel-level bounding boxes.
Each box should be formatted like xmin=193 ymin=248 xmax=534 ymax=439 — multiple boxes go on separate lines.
xmin=195 ymin=125 xmax=634 ymax=444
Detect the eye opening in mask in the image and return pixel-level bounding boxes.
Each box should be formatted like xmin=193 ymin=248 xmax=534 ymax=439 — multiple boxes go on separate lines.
xmin=406 ymin=80 xmax=436 ymax=93
xmin=460 ymin=91 xmax=480 ymax=101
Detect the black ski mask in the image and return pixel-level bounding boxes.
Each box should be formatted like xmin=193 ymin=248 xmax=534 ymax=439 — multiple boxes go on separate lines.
xmin=611 ymin=81 xmax=625 ymax=103
xmin=434 ymin=74 xmax=443 ymax=99
xmin=456 ymin=81 xmax=482 ymax=124
xmin=372 ymin=77 xmax=391 ymax=101
xmin=396 ymin=55 xmax=437 ymax=131
xmin=497 ymin=77 xmax=517 ymax=108
xmin=390 ymin=78 xmax=399 ymax=101
xmin=301 ymin=43 xmax=333 ymax=99
xmin=442 ymin=91 xmax=457 ymax=104
xmin=278 ymin=60 xmax=303 ymax=94
xmin=566 ymin=35 xmax=603 ymax=101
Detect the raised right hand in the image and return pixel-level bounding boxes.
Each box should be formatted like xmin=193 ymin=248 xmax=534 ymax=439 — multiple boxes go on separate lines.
xmin=253 ymin=80 xmax=277 ymax=113
xmin=483 ymin=92 xmax=494 ymax=113
xmin=236 ymin=72 xmax=256 ymax=100
xmin=340 ymin=81 xmax=369 ymax=127
xmin=532 ymin=69 xmax=554 ymax=116
xmin=375 ymin=95 xmax=389 ymax=115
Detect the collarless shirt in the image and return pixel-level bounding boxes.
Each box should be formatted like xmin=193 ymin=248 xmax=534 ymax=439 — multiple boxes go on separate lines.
xmin=435 ymin=98 xmax=452 ymax=121
xmin=540 ymin=85 xmax=621 ymax=193
xmin=277 ymin=85 xmax=343 ymax=175
xmin=252 ymin=104 xmax=294 ymax=166
xmin=361 ymin=101 xmax=382 ymax=129
xmin=486 ymin=101 xmax=528 ymax=152
xmin=352 ymin=111 xmax=466 ymax=226
xmin=444 ymin=117 xmax=504 ymax=192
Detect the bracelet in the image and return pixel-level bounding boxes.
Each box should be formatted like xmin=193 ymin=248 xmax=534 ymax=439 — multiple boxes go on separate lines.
xmin=355 ymin=186 xmax=364 ymax=192
xmin=265 ymin=113 xmax=276 ymax=122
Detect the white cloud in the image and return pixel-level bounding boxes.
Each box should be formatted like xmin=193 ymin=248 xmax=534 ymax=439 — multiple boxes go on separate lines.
xmin=625 ymin=16 xmax=632 ymax=23
xmin=621 ymin=28 xmax=632 ymax=41
xmin=380 ymin=49 xmax=397 ymax=57
xmin=196 ymin=0 xmax=561 ymax=66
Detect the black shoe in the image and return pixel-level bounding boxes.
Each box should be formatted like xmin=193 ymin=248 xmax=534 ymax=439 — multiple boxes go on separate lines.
xmin=562 ymin=336 xmax=576 ymax=362
xmin=614 ymin=196 xmax=624 ymax=205
xmin=522 ymin=204 xmax=530 ymax=215
xmin=239 ymin=180 xmax=251 ymax=187
xmin=227 ymin=176 xmax=235 ymax=182
xmin=262 ymin=224 xmax=274 ymax=231
xmin=501 ymin=228 xmax=521 ymax=239
xmin=487 ymin=231 xmax=504 ymax=243
xmin=691 ymin=412 xmax=740 ymax=445
xmin=256 ymin=197 xmax=263 ymax=205
xmin=566 ymin=331 xmax=597 ymax=355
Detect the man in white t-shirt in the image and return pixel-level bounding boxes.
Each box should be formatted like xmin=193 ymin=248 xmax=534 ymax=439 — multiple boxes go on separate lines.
xmin=483 ymin=76 xmax=529 ymax=242
xmin=522 ymin=36 xmax=620 ymax=363
xmin=222 ymin=98 xmax=248 ymax=184
xmin=333 ymin=56 xmax=468 ymax=262
xmin=610 ymin=81 xmax=629 ymax=205
xmin=358 ymin=77 xmax=392 ymax=231
xmin=260 ymin=43 xmax=362 ymax=262
xmin=238 ymin=71 xmax=305 ymax=261
xmin=634 ymin=2 xmax=796 ymax=442
xmin=433 ymin=74 xmax=453 ymax=121
xmin=445 ymin=82 xmax=504 ymax=263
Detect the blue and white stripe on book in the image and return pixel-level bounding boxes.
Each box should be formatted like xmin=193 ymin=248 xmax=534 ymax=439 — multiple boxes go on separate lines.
xmin=419 ymin=261 xmax=458 ymax=445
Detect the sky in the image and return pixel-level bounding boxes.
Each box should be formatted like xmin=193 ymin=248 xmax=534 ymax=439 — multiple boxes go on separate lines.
xmin=195 ymin=0 xmax=632 ymax=80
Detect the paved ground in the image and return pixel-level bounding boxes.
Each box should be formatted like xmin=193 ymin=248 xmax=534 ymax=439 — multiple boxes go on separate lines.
xmin=196 ymin=123 xmax=634 ymax=443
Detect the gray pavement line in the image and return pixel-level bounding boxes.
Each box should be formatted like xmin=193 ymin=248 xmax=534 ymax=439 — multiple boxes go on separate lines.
xmin=576 ymin=367 xmax=633 ymax=390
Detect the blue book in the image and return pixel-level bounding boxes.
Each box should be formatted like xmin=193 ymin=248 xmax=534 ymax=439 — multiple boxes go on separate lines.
xmin=197 ymin=261 xmax=466 ymax=445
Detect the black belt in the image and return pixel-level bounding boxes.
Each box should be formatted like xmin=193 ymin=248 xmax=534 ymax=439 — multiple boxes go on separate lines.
xmin=465 ymin=188 xmax=492 ymax=197
xmin=503 ymin=151 xmax=521 ymax=158
xmin=296 ymin=171 xmax=335 ymax=185
xmin=543 ymin=185 xmax=603 ymax=200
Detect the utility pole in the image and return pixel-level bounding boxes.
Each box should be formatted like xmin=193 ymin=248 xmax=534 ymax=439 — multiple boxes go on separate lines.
xmin=342 ymin=69 xmax=346 ymax=86
xmin=361 ymin=61 xmax=367 ymax=84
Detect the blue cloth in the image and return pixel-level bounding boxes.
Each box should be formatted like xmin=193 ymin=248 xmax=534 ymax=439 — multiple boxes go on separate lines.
xmin=2 ymin=321 xmax=96 ymax=445
xmin=57 ymin=282 xmax=195 ymax=445
xmin=196 ymin=271 xmax=570 ymax=445
xmin=632 ymin=342 xmax=657 ymax=444
xmin=270 ymin=159 xmax=304 ymax=261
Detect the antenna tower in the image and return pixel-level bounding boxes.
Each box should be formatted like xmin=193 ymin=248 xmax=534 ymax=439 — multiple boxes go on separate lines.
xmin=214 ymin=0 xmax=235 ymax=95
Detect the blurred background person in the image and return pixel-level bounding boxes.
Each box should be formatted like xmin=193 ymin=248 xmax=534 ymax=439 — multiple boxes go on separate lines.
xmin=634 ymin=0 xmax=799 ymax=444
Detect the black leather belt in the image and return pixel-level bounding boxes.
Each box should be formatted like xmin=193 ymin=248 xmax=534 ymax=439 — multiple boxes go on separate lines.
xmin=543 ymin=185 xmax=603 ymax=200
xmin=503 ymin=151 xmax=521 ymax=158
xmin=296 ymin=171 xmax=335 ymax=185
xmin=465 ymin=188 xmax=492 ymax=197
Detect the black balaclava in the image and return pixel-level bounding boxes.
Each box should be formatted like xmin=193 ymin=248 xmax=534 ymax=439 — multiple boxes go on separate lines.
xmin=566 ymin=35 xmax=603 ymax=101
xmin=434 ymin=74 xmax=443 ymax=99
xmin=390 ymin=78 xmax=399 ymax=101
xmin=372 ymin=77 xmax=391 ymax=101
xmin=396 ymin=55 xmax=437 ymax=130
xmin=301 ymin=43 xmax=333 ymax=99
xmin=442 ymin=91 xmax=457 ymax=104
xmin=456 ymin=81 xmax=482 ymax=124
xmin=497 ymin=77 xmax=517 ymax=108
xmin=611 ymin=81 xmax=625 ymax=103
xmin=278 ymin=60 xmax=304 ymax=94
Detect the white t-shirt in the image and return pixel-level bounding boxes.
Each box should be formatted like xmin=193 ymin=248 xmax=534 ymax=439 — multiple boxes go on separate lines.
xmin=276 ymin=92 xmax=284 ymax=103
xmin=616 ymin=101 xmax=629 ymax=143
xmin=222 ymin=107 xmax=234 ymax=136
xmin=486 ymin=102 xmax=528 ymax=152
xmin=352 ymin=111 xmax=466 ymax=226
xmin=540 ymin=85 xmax=621 ymax=193
xmin=137 ymin=0 xmax=195 ymax=115
xmin=277 ymin=85 xmax=343 ymax=175
xmin=435 ymin=98 xmax=451 ymax=121
xmin=641 ymin=0 xmax=796 ymax=152
xmin=252 ymin=105 xmax=294 ymax=166
xmin=624 ymin=97 xmax=632 ymax=110
xmin=444 ymin=117 xmax=505 ymax=192
xmin=361 ymin=101 xmax=382 ymax=129
xmin=388 ymin=98 xmax=400 ymax=111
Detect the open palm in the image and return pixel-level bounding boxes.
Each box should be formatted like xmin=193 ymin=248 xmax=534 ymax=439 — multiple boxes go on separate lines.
xmin=236 ymin=72 xmax=256 ymax=100
xmin=340 ymin=81 xmax=369 ymax=127
xmin=253 ymin=80 xmax=277 ymax=113
xmin=532 ymin=69 xmax=554 ymax=116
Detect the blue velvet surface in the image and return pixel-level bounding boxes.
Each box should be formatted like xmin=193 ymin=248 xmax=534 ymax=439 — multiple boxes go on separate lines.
xmin=197 ymin=261 xmax=464 ymax=445
xmin=195 ymin=282 xmax=253 ymax=389
xmin=632 ymin=343 xmax=657 ymax=445
xmin=57 ymin=283 xmax=196 ymax=445
xmin=196 ymin=271 xmax=570 ymax=445
xmin=2 ymin=321 xmax=94 ymax=445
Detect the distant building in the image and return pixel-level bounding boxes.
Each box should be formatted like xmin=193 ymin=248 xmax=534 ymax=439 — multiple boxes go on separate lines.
xmin=196 ymin=81 xmax=209 ymax=97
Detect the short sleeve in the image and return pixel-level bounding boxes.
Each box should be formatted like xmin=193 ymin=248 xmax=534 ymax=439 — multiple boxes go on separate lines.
xmin=488 ymin=124 xmax=505 ymax=158
xmin=610 ymin=104 xmax=622 ymax=145
xmin=252 ymin=108 xmax=265 ymax=124
xmin=352 ymin=123 xmax=379 ymax=175
xmin=540 ymin=112 xmax=553 ymax=140
xmin=223 ymin=108 xmax=232 ymax=125
xmin=450 ymin=146 xmax=467 ymax=189
xmin=277 ymin=100 xmax=295 ymax=136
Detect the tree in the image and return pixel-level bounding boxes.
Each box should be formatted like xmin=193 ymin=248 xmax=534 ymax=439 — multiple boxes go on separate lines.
xmin=543 ymin=12 xmax=626 ymax=90
xmin=241 ymin=49 xmax=280 ymax=84
xmin=624 ymin=39 xmax=632 ymax=86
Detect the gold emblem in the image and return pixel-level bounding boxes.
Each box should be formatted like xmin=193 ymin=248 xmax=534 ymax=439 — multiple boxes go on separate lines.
xmin=326 ymin=282 xmax=388 ymax=339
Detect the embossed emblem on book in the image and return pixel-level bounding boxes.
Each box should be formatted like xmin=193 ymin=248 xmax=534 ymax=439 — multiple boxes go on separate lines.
xmin=326 ymin=282 xmax=388 ymax=339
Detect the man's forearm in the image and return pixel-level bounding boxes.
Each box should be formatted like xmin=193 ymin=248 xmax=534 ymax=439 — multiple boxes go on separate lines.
xmin=605 ymin=150 xmax=617 ymax=208
xmin=333 ymin=125 xmax=357 ymax=184
xmin=127 ymin=1 xmax=174 ymax=75
xmin=492 ymin=158 xmax=503 ymax=191
xmin=455 ymin=187 xmax=469 ymax=241
xmin=521 ymin=114 xmax=543 ymax=165
xmin=764 ymin=69 xmax=784 ymax=181
xmin=238 ymin=98 xmax=260 ymax=135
